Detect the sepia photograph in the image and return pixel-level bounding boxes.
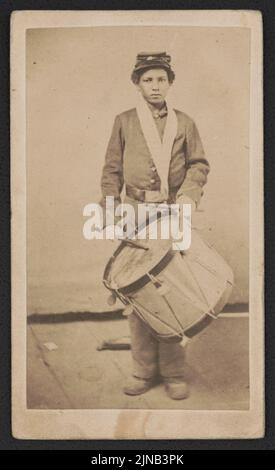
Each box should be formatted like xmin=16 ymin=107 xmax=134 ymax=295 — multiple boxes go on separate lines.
xmin=11 ymin=10 xmax=264 ymax=439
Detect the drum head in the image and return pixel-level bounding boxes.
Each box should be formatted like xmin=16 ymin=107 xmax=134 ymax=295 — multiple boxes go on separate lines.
xmin=105 ymin=236 xmax=172 ymax=291
xmin=104 ymin=215 xmax=174 ymax=291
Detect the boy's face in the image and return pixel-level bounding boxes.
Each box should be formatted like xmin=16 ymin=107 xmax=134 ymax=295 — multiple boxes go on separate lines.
xmin=137 ymin=68 xmax=171 ymax=106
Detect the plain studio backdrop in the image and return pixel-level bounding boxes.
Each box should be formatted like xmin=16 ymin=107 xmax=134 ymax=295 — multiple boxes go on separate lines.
xmin=26 ymin=26 xmax=250 ymax=313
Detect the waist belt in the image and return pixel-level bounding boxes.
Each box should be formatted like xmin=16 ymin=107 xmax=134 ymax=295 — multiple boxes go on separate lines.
xmin=126 ymin=185 xmax=166 ymax=203
xmin=126 ymin=185 xmax=177 ymax=203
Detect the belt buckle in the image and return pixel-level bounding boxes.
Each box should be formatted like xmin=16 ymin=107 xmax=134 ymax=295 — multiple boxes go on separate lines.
xmin=144 ymin=190 xmax=161 ymax=203
xmin=144 ymin=190 xmax=167 ymax=203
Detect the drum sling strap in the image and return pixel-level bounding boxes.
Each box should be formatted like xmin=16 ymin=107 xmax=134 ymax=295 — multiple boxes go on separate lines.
xmin=136 ymin=96 xmax=178 ymax=198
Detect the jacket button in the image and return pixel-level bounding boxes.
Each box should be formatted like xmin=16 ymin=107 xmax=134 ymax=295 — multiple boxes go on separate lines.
xmin=150 ymin=179 xmax=155 ymax=184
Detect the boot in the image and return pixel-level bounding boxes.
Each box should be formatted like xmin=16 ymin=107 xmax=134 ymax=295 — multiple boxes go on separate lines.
xmin=164 ymin=377 xmax=189 ymax=400
xmin=123 ymin=376 xmax=157 ymax=396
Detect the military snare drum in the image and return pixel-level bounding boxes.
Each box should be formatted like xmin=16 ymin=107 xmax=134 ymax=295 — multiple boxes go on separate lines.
xmin=103 ymin=219 xmax=234 ymax=343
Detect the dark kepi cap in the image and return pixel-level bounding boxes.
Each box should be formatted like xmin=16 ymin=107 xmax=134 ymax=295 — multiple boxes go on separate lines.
xmin=133 ymin=51 xmax=172 ymax=73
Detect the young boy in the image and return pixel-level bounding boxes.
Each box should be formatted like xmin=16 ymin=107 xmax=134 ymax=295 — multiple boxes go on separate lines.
xmin=100 ymin=52 xmax=210 ymax=399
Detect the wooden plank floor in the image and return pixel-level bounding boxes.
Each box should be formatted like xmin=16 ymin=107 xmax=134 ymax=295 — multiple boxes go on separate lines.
xmin=27 ymin=316 xmax=249 ymax=410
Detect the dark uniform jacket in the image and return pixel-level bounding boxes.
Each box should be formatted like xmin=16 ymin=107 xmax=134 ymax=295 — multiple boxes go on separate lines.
xmin=100 ymin=107 xmax=210 ymax=209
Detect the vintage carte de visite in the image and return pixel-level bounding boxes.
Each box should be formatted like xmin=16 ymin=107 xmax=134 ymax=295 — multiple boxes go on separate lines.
xmin=11 ymin=10 xmax=264 ymax=439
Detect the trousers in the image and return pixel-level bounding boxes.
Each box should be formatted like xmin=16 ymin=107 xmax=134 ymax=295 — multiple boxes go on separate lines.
xmin=128 ymin=312 xmax=186 ymax=380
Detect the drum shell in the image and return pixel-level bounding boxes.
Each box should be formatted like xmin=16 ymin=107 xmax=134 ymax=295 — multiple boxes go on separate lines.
xmin=104 ymin=226 xmax=234 ymax=343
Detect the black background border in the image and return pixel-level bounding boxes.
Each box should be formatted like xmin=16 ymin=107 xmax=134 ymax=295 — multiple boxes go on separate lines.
xmin=0 ymin=0 xmax=274 ymax=451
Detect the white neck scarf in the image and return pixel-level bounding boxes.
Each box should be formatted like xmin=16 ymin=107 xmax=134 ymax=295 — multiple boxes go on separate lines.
xmin=136 ymin=95 xmax=178 ymax=197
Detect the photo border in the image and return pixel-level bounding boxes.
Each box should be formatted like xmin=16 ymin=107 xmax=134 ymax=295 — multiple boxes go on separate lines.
xmin=10 ymin=9 xmax=264 ymax=440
